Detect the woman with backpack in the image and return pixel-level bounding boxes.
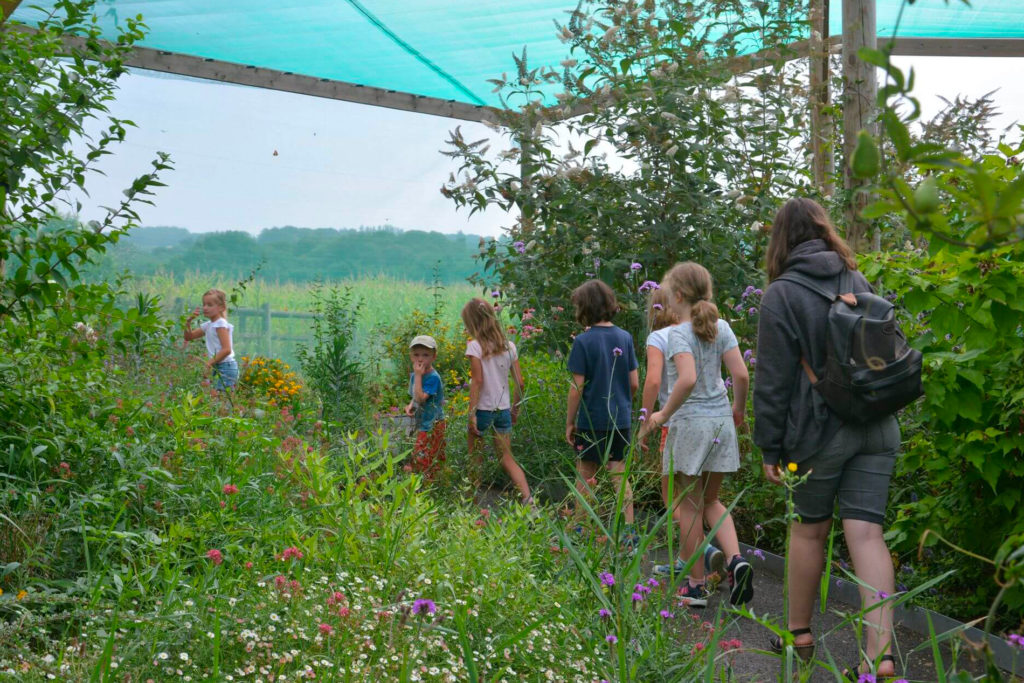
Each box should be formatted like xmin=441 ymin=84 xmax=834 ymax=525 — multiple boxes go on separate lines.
xmin=754 ymin=198 xmax=911 ymax=681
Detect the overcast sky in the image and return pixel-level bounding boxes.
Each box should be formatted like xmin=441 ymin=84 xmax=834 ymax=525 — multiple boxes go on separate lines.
xmin=70 ymin=55 xmax=1022 ymax=238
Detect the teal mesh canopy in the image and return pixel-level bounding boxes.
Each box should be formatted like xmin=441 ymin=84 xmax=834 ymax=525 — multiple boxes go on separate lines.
xmin=10 ymin=1 xmax=1024 ymax=109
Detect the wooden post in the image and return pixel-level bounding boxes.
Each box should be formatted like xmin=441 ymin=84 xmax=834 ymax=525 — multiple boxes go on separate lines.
xmin=842 ymin=0 xmax=877 ymax=252
xmin=262 ymin=302 xmax=272 ymax=356
xmin=0 ymin=0 xmax=24 ymax=24
xmin=809 ymin=0 xmax=833 ymax=195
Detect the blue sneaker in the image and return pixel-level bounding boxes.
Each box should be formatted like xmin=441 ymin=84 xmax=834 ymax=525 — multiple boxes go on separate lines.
xmin=728 ymin=555 xmax=754 ymax=605
xmin=677 ymin=581 xmax=709 ymax=608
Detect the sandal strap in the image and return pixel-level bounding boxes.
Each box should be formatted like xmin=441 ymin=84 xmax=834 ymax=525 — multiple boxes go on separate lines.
xmin=879 ymin=655 xmax=896 ymax=663
xmin=790 ymin=627 xmax=813 ymax=637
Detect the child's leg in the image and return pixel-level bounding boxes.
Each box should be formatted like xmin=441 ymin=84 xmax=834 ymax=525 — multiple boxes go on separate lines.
xmin=493 ymin=431 xmax=531 ymax=502
xmin=605 ymin=460 xmax=634 ymax=525
xmin=575 ymin=459 xmax=600 ymax=510
xmin=700 ymin=472 xmax=740 ymax=560
xmin=672 ymin=472 xmax=705 ymax=582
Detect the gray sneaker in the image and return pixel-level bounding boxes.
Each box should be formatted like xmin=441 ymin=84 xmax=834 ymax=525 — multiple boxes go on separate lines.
xmin=704 ymin=544 xmax=727 ymax=588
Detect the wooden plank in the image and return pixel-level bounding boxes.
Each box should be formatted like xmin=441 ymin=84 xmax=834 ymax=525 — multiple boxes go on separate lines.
xmin=48 ymin=32 xmax=499 ymax=123
xmin=888 ymin=37 xmax=1024 ymax=58
xmin=842 ymin=0 xmax=877 ymax=253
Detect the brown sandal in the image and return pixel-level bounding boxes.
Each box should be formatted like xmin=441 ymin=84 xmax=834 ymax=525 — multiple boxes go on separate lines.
xmin=769 ymin=627 xmax=815 ymax=662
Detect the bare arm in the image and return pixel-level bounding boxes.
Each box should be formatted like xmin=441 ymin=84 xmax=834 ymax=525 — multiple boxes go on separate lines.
xmin=641 ymin=346 xmax=664 ymax=417
xmin=565 ymin=372 xmax=585 ymax=445
xmin=629 ymin=368 xmax=639 ymax=398
xmin=183 ymin=311 xmax=204 ymax=341
xmin=510 ymin=358 xmax=524 ymax=423
xmin=640 ymin=353 xmax=695 ymax=437
xmin=722 ymin=346 xmax=749 ymax=426
xmin=411 ymin=363 xmax=432 ymax=403
xmin=467 ymin=355 xmax=483 ymax=434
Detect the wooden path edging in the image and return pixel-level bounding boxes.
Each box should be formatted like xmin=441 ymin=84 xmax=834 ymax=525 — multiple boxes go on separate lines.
xmin=739 ymin=542 xmax=1023 ymax=676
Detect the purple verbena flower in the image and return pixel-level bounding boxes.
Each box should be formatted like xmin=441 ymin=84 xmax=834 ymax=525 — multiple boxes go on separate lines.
xmin=412 ymin=598 xmax=436 ymax=615
xmin=660 ymin=609 xmax=674 ymax=619
xmin=652 ymin=303 xmax=664 ymax=310
xmin=630 ymin=262 xmax=642 ymax=271
xmin=748 ymin=307 xmax=758 ymax=315
xmin=713 ymin=437 xmax=721 ymax=444
xmin=876 ymin=591 xmax=890 ymax=600
xmin=599 ymin=572 xmax=615 ymax=587
xmin=599 ymin=608 xmax=611 ymax=619
xmin=743 ymin=285 xmax=756 ymax=297
xmin=734 ymin=303 xmax=744 ymax=312
xmin=631 ymin=592 xmax=643 ymax=602
xmin=491 ymin=290 xmax=500 ymax=298
xmin=638 ymin=280 xmax=660 ymax=293
xmin=754 ymin=549 xmax=766 ymax=560
xmin=612 ymin=347 xmax=623 ymax=357
xmin=754 ymin=288 xmax=763 ymax=296
xmin=646 ymin=577 xmax=659 ymax=587
xmin=513 ymin=241 xmax=526 ymax=254
xmin=606 ymin=634 xmax=618 ymax=644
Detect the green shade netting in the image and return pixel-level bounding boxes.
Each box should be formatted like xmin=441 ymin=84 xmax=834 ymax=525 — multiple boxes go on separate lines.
xmin=10 ymin=1 xmax=1024 ymax=109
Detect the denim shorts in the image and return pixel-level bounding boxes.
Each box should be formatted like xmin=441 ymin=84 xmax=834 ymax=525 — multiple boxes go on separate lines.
xmin=213 ymin=359 xmax=239 ymax=390
xmin=790 ymin=416 xmax=900 ymax=525
xmin=475 ymin=408 xmax=512 ymax=434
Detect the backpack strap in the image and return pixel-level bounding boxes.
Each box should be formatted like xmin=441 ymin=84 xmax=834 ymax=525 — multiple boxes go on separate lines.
xmin=773 ymin=270 xmax=857 ymax=386
xmin=776 ymin=270 xmax=858 ymax=306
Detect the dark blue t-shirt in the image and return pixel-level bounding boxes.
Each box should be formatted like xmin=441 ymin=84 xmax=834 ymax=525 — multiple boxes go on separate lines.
xmin=567 ymin=325 xmax=638 ymax=431
xmin=409 ymin=369 xmax=444 ymax=432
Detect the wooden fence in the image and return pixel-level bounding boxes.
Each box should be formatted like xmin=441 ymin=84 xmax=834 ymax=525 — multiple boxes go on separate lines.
xmin=172 ymin=299 xmax=314 ymax=360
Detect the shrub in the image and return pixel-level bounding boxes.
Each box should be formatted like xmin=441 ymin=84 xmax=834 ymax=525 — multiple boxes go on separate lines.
xmin=296 ymin=283 xmax=366 ymax=427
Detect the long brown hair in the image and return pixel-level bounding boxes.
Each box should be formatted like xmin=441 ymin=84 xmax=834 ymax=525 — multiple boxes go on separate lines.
xmin=662 ymin=262 xmax=718 ymax=343
xmin=461 ymin=297 xmax=509 ymax=357
xmin=646 ymin=287 xmax=678 ymax=333
xmin=765 ymin=198 xmax=857 ymax=281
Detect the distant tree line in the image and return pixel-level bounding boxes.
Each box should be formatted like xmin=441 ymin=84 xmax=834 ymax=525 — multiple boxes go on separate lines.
xmin=87 ymin=225 xmax=488 ymax=283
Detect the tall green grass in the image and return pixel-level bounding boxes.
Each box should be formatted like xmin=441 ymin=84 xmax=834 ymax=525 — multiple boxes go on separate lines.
xmin=129 ymin=272 xmax=478 ymax=363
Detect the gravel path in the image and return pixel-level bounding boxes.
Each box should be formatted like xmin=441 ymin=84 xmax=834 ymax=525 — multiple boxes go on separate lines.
xmin=473 ymin=487 xmax=993 ymax=682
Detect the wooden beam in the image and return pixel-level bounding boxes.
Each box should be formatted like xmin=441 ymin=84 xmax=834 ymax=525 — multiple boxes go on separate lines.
xmin=0 ymin=0 xmax=24 ymax=24
xmin=809 ymin=0 xmax=833 ymax=195
xmin=52 ymin=33 xmax=500 ymax=123
xmin=888 ymin=37 xmax=1024 ymax=58
xmin=842 ymin=0 xmax=877 ymax=253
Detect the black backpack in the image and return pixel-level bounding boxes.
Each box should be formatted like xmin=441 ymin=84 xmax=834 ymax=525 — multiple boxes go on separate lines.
xmin=776 ymin=269 xmax=923 ymax=423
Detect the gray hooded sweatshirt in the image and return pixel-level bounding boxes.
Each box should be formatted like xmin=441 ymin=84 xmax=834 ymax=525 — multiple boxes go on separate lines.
xmin=753 ymin=239 xmax=872 ymax=466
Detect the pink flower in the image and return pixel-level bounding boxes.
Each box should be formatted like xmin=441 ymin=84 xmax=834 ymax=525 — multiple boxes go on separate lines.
xmin=244 ymin=561 xmax=253 ymax=570
xmin=222 ymin=484 xmax=239 ymax=495
xmin=279 ymin=546 xmax=304 ymax=561
xmin=206 ymin=549 xmax=223 ymax=565
xmin=319 ymin=623 xmax=333 ymax=635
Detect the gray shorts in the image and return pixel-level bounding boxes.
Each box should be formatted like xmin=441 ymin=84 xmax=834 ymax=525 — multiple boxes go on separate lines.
xmin=791 ymin=416 xmax=900 ymax=525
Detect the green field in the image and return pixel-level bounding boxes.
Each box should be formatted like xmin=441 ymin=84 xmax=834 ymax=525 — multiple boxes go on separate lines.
xmin=131 ymin=272 xmax=478 ymax=363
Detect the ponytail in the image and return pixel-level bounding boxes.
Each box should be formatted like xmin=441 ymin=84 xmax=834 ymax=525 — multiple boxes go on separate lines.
xmin=691 ymin=300 xmax=719 ymax=343
xmin=662 ymin=261 xmax=718 ymax=343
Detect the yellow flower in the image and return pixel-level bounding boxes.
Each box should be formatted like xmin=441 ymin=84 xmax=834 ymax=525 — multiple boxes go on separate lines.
xmin=787 ymin=462 xmax=798 ymax=472
xmin=16 ymin=590 xmax=27 ymax=601
xmin=0 ymin=587 xmax=3 ymax=597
